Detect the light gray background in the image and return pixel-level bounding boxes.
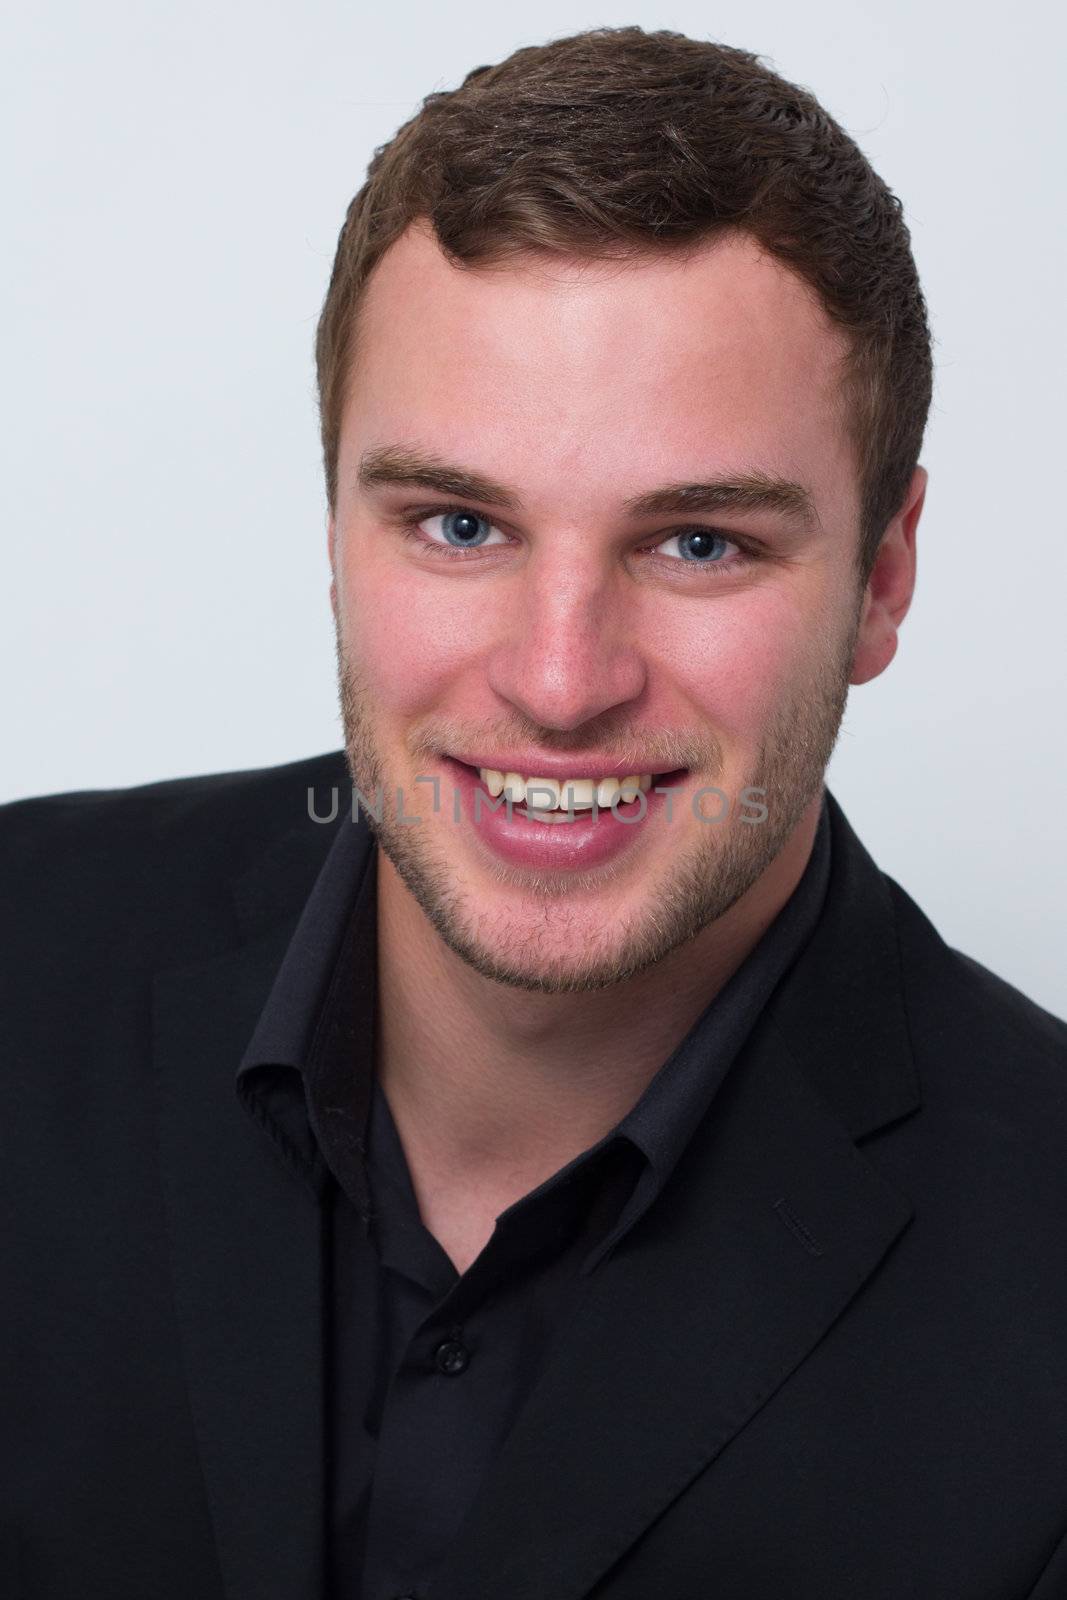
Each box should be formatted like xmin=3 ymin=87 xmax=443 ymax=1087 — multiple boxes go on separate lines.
xmin=3 ymin=1 xmax=1065 ymax=1014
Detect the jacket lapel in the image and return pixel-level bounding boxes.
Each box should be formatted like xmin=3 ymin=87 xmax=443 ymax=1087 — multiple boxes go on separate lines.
xmin=152 ymin=813 xmax=346 ymax=1600
xmin=429 ymin=791 xmax=922 ymax=1600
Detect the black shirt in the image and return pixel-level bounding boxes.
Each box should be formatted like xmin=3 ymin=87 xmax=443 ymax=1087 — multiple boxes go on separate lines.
xmin=236 ymin=790 xmax=832 ymax=1600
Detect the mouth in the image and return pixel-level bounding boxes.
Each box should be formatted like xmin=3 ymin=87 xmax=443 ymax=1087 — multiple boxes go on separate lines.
xmin=436 ymin=756 xmax=692 ymax=872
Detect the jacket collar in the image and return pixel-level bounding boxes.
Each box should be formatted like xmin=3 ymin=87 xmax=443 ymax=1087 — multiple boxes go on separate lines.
xmin=152 ymin=767 xmax=920 ymax=1600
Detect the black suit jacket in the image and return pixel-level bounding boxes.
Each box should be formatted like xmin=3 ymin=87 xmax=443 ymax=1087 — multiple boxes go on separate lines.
xmin=3 ymin=748 xmax=1067 ymax=1600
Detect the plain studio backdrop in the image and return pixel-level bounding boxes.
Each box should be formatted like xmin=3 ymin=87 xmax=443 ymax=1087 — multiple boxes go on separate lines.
xmin=2 ymin=1 xmax=1064 ymax=1015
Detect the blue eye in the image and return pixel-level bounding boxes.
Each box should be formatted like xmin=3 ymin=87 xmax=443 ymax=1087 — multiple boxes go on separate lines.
xmin=429 ymin=510 xmax=505 ymax=548
xmin=396 ymin=505 xmax=511 ymax=561
xmin=657 ymin=529 xmax=735 ymax=563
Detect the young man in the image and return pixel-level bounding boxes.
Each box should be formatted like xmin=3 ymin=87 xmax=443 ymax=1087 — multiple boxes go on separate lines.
xmin=3 ymin=26 xmax=1066 ymax=1600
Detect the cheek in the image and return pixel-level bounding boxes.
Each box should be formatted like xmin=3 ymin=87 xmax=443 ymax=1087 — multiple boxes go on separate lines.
xmin=658 ymin=586 xmax=821 ymax=740
xmin=340 ymin=559 xmax=475 ymax=715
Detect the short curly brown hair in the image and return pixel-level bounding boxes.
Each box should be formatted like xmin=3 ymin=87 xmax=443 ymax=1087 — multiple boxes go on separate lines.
xmin=315 ymin=26 xmax=932 ymax=585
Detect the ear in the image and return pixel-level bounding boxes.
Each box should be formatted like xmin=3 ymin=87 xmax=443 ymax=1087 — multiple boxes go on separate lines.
xmin=327 ymin=509 xmax=338 ymax=621
xmin=849 ymin=466 xmax=927 ymax=686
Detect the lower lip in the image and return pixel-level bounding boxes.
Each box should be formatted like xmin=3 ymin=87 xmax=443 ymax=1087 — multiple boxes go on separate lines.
xmin=442 ymin=758 xmax=688 ymax=873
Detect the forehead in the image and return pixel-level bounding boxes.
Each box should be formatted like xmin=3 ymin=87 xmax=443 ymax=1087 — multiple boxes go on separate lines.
xmin=344 ymin=220 xmax=855 ymax=518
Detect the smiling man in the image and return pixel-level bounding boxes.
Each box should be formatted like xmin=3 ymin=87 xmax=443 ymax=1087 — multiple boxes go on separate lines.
xmin=328 ymin=222 xmax=902 ymax=1278
xmin=3 ymin=25 xmax=1067 ymax=1600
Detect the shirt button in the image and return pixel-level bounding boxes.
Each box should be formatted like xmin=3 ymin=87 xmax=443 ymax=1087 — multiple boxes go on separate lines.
xmin=434 ymin=1337 xmax=470 ymax=1375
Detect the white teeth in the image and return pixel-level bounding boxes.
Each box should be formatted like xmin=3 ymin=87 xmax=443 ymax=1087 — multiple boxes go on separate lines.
xmin=558 ymin=778 xmax=597 ymax=810
xmin=477 ymin=767 xmax=656 ymax=817
xmin=525 ymin=777 xmax=562 ymax=810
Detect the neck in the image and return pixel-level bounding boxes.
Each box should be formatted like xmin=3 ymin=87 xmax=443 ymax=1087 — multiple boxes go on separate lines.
xmin=374 ymin=794 xmax=823 ymax=1206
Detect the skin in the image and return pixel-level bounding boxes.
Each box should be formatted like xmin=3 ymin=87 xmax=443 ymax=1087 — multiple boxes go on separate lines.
xmin=328 ymin=219 xmax=925 ymax=1272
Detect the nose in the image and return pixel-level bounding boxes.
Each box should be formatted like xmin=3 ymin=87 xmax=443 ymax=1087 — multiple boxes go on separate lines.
xmin=485 ymin=550 xmax=647 ymax=732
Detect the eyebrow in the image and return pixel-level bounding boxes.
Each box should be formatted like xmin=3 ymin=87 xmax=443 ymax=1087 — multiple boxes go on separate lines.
xmin=357 ymin=445 xmax=818 ymax=530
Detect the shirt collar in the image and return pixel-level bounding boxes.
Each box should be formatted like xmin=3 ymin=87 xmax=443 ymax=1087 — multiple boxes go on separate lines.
xmin=613 ymin=791 xmax=831 ymax=1185
xmin=236 ymin=811 xmax=377 ymax=1203
xmin=237 ymin=809 xmax=374 ymax=1075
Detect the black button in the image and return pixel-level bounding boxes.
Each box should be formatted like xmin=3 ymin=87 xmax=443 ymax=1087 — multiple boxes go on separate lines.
xmin=434 ymin=1338 xmax=470 ymax=1375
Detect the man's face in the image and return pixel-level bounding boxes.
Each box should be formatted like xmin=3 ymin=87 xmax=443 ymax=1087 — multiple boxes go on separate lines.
xmin=328 ymin=223 xmax=877 ymax=993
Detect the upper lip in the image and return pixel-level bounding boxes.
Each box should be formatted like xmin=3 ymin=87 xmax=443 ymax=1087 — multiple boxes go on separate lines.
xmin=447 ymin=751 xmax=683 ymax=781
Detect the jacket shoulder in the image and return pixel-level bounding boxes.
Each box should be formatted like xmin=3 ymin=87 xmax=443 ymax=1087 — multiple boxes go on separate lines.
xmin=885 ymin=873 xmax=1067 ymax=1125
xmin=887 ymin=874 xmax=1066 ymax=1049
xmin=0 ymin=748 xmax=351 ymax=957
xmin=1 ymin=746 xmax=349 ymax=834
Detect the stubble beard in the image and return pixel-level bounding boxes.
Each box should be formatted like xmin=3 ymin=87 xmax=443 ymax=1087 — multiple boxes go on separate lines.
xmin=333 ymin=602 xmax=860 ymax=994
